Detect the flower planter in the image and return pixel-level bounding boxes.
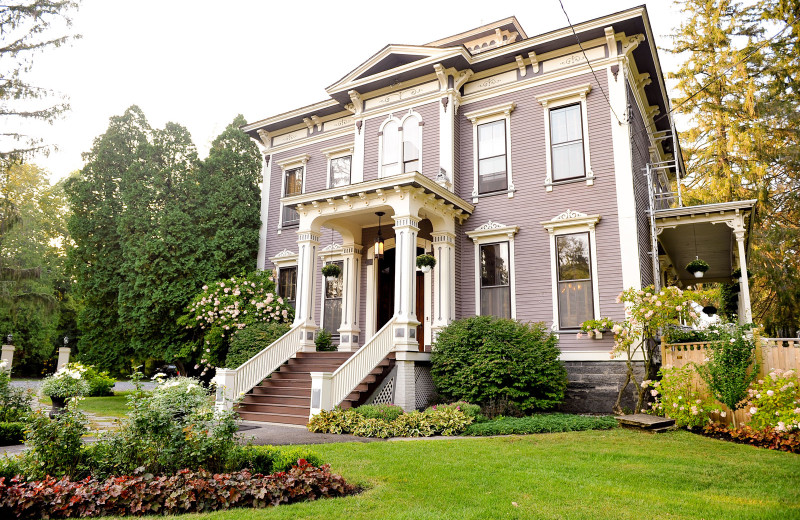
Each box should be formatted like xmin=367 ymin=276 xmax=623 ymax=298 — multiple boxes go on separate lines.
xmin=325 ymin=275 xmax=338 ymax=282
xmin=419 ymin=265 xmax=432 ymax=274
xmin=693 ymin=271 xmax=704 ymax=279
xmin=49 ymin=395 xmax=68 ymax=419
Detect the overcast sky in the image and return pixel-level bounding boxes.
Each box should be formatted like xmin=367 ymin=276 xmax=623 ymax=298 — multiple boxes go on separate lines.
xmin=25 ymin=0 xmax=685 ymax=183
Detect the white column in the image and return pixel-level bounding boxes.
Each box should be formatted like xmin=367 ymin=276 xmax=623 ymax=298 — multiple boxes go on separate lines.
xmin=56 ymin=347 xmax=71 ymax=371
xmin=213 ymin=368 xmax=237 ymax=411
xmin=393 ymin=357 xmax=417 ymax=412
xmin=735 ymin=229 xmax=753 ymax=324
xmin=1 ymin=345 xmax=14 ymax=373
xmin=338 ymin=243 xmax=363 ymax=351
xmin=294 ymin=229 xmax=321 ymax=351
xmin=392 ymin=214 xmax=421 ymax=351
xmin=431 ymin=231 xmax=456 ymax=341
xmin=309 ymin=371 xmax=333 ymax=417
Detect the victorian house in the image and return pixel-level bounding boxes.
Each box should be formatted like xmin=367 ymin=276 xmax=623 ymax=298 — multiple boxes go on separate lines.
xmin=215 ymin=6 xmax=755 ymax=423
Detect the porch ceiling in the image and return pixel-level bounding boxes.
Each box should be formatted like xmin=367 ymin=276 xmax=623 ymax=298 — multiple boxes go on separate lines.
xmin=654 ymin=200 xmax=755 ymax=285
xmin=281 ymin=171 xmax=475 ymax=223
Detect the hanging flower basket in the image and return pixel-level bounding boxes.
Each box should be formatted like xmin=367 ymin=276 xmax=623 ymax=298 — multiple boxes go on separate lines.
xmin=686 ymin=259 xmax=710 ymax=278
xmin=321 ymin=263 xmax=341 ymax=281
xmin=416 ymin=254 xmax=436 ymax=273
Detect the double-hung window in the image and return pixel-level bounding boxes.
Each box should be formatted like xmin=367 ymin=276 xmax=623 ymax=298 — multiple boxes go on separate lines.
xmin=278 ymin=266 xmax=297 ymax=309
xmin=380 ymin=113 xmax=421 ymax=177
xmin=464 ymin=102 xmax=516 ymax=202
xmin=276 ymin=154 xmax=308 ymax=228
xmin=542 ymin=210 xmax=601 ymax=331
xmin=536 ymin=84 xmax=593 ymax=191
xmin=480 ymin=242 xmax=511 ymax=318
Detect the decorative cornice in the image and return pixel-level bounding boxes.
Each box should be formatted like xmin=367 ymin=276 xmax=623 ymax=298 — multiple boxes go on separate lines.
xmin=554 ymin=209 xmax=587 ymax=220
xmin=475 ymin=220 xmax=506 ymax=231
xmin=515 ymin=55 xmax=526 ymax=77
xmin=257 ymin=129 xmax=271 ymax=150
xmin=273 ymin=249 xmax=296 ymax=258
xmin=465 ymin=221 xmax=519 ymax=242
xmin=463 ymin=101 xmax=516 ymax=123
xmin=535 ymin=83 xmax=592 ymax=107
xmin=320 ymin=243 xmax=343 ymax=253
xmin=541 ymin=210 xmax=601 ymax=234
xmin=348 ymin=90 xmax=364 ymax=115
xmin=276 ymin=153 xmax=310 ymax=170
xmin=620 ymin=33 xmax=646 ymax=58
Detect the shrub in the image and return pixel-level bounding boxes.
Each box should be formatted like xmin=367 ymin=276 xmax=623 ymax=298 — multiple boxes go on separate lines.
xmin=0 ymin=463 xmax=356 ymax=518
xmin=423 ymin=406 xmax=474 ymax=435
xmin=87 ymin=376 xmax=238 ymax=478
xmin=391 ymin=411 xmax=435 ymax=437
xmin=225 ymin=445 xmax=323 ymax=474
xmin=315 ymin=329 xmax=336 ymax=352
xmin=696 ymin=323 xmax=758 ymax=427
xmin=0 ymin=455 xmax=23 ymax=480
xmin=645 ymin=365 xmax=718 ymax=428
xmin=354 ymin=403 xmax=404 ymax=422
xmin=0 ymin=422 xmax=25 ymax=446
xmin=0 ymin=369 xmax=32 ymax=422
xmin=78 ymin=363 xmax=116 ymax=397
xmin=21 ymin=403 xmax=89 ymax=480
xmin=743 ymin=368 xmax=800 ymax=432
xmin=307 ymin=405 xmax=473 ymax=438
xmin=427 ymin=401 xmax=482 ymax=420
xmin=703 ymin=423 xmax=800 ymax=453
xmin=431 ymin=316 xmax=567 ymax=413
xmin=464 ymin=414 xmax=618 ymax=436
xmin=225 ymin=322 xmax=291 ymax=368
xmin=39 ymin=365 xmax=90 ymax=398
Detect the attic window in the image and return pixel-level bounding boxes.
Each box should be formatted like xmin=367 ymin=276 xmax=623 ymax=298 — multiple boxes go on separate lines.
xmin=465 ymin=29 xmax=519 ymax=54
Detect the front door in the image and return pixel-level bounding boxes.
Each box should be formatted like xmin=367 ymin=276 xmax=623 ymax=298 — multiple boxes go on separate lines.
xmin=376 ymin=247 xmax=395 ymax=331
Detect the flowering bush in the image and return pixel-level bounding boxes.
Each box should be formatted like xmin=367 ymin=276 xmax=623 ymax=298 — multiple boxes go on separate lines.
xmin=645 ymin=365 xmax=719 ymax=428
xmin=21 ymin=401 xmax=89 ymax=480
xmin=0 ymin=366 xmax=32 ymax=422
xmin=0 ymin=463 xmax=356 ymax=518
xmin=582 ymin=285 xmax=703 ymax=414
xmin=178 ymin=270 xmax=294 ymax=373
xmin=743 ymin=368 xmax=800 ymax=432
xmin=40 ymin=365 xmax=90 ymax=398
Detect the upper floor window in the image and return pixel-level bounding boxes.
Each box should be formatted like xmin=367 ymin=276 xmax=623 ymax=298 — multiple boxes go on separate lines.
xmin=464 ymin=102 xmax=516 ymax=202
xmin=536 ymin=84 xmax=594 ymax=191
xmin=282 ymin=167 xmax=303 ymax=225
xmin=329 ymin=155 xmax=351 ymax=188
xmin=276 ymin=154 xmax=309 ymax=228
xmin=477 ymin=120 xmax=507 ymax=194
xmin=380 ymin=113 xmax=421 ymax=177
xmin=550 ymin=104 xmax=585 ymax=181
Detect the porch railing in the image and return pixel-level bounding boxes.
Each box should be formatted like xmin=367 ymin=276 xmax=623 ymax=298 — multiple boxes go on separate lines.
xmin=214 ymin=323 xmax=303 ymax=410
xmin=310 ymin=317 xmax=396 ymax=415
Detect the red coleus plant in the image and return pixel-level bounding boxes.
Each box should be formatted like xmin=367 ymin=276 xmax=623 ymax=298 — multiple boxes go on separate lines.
xmin=0 ymin=461 xmax=356 ymax=518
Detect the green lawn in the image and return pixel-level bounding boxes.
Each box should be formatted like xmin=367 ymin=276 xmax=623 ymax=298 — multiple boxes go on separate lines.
xmin=112 ymin=428 xmax=799 ymax=520
xmin=40 ymin=392 xmax=132 ymax=418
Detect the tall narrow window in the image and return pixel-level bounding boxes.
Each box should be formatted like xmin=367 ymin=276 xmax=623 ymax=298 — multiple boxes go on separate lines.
xmin=278 ymin=267 xmax=297 ymax=309
xmin=477 ymin=120 xmax=508 ymax=193
xmin=550 ymin=104 xmax=585 ymax=181
xmin=402 ymin=117 xmax=420 ymax=173
xmin=329 ymin=155 xmax=351 ymax=188
xmin=323 ymin=261 xmax=343 ymax=335
xmin=381 ymin=120 xmax=400 ymax=177
xmin=480 ymin=242 xmax=511 ymax=318
xmin=282 ymin=167 xmax=303 ymax=225
xmin=556 ymin=232 xmax=593 ymax=328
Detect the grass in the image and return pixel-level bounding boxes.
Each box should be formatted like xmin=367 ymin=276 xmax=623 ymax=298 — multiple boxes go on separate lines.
xmin=40 ymin=391 xmax=132 ymax=418
xmin=108 ymin=428 xmax=799 ymax=520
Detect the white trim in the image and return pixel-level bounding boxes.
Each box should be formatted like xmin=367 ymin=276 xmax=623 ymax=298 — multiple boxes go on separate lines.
xmin=258 ymin=153 xmax=271 ymax=269
xmin=463 ymin=102 xmax=516 ymax=203
xmin=465 ymin=221 xmax=519 ymax=319
xmin=541 ymin=210 xmax=601 ymax=331
xmin=536 ymin=84 xmax=594 ymax=191
xmin=276 ymin=155 xmax=308 ymax=230
xmin=322 ymin=144 xmax=354 ymax=190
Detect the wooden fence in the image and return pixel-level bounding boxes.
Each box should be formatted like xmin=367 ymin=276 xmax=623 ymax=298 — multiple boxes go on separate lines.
xmin=660 ymin=338 xmax=800 ymax=426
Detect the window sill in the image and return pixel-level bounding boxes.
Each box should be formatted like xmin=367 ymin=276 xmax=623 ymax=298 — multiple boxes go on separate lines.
xmin=472 ymin=187 xmax=516 ymax=203
xmin=545 ymin=172 xmax=595 ymax=191
xmin=277 ymin=222 xmax=299 ymax=234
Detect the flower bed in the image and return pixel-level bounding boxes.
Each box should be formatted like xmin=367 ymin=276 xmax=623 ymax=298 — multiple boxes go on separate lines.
xmin=0 ymin=462 xmax=356 ymax=518
xmin=701 ymin=424 xmax=800 ymax=453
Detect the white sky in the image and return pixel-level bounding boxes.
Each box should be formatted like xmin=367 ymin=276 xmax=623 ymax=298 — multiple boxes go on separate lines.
xmin=23 ymin=0 xmax=685 ymax=183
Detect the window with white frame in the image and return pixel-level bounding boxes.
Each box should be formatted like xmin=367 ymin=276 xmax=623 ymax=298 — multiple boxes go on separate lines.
xmin=464 ymin=102 xmax=516 ymax=202
xmin=322 ymin=260 xmax=343 ymax=336
xmin=541 ymin=210 xmax=601 ymax=331
xmin=322 ymin=144 xmax=354 ymax=189
xmin=379 ymin=112 xmax=421 ymax=177
xmin=278 ymin=266 xmax=298 ymax=309
xmin=466 ymin=221 xmax=519 ymax=319
xmin=277 ymin=154 xmax=308 ymax=228
xmin=535 ymin=84 xmax=593 ymax=191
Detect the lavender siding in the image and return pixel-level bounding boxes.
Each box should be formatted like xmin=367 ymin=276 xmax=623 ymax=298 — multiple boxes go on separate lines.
xmin=456 ymin=71 xmax=625 ymax=351
xmin=626 ymin=81 xmax=654 ymax=287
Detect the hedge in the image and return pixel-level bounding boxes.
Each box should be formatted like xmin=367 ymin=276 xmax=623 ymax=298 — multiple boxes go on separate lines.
xmin=0 ymin=422 xmax=25 ymax=446
xmin=464 ymin=414 xmax=618 ymax=436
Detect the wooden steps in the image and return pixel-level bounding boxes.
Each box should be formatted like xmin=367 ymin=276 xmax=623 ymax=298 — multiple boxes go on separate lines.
xmin=615 ymin=413 xmax=676 ymax=433
xmin=235 ymin=351 xmax=396 ymax=425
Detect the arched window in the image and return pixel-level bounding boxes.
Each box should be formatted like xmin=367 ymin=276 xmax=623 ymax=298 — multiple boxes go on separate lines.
xmin=380 ymin=113 xmax=422 ymax=177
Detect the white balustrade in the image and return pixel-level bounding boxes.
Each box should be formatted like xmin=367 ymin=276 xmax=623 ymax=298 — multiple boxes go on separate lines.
xmin=214 ymin=323 xmax=303 ymax=410
xmin=310 ymin=317 xmax=396 ymax=415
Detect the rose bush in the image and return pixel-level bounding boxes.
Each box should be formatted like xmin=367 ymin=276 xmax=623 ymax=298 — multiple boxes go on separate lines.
xmin=645 ymin=365 xmax=719 ymax=428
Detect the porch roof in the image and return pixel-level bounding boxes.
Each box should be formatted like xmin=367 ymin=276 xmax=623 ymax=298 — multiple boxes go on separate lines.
xmin=281 ymin=171 xmax=475 ymax=224
xmin=654 ymin=200 xmax=756 ymax=285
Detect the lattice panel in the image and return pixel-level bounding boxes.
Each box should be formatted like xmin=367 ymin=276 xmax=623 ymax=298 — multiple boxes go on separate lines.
xmin=415 ymin=365 xmax=435 ymax=410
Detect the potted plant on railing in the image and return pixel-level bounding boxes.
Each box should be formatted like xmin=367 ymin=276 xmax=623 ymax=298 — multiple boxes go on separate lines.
xmin=321 ymin=263 xmax=341 ymax=282
xmin=686 ymin=259 xmax=710 ymax=278
xmin=416 ymin=254 xmax=436 ymax=273
xmin=40 ymin=365 xmax=90 ymax=418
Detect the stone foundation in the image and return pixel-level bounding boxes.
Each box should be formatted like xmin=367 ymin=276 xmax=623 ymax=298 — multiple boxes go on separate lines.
xmin=559 ymin=361 xmax=646 ymax=414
